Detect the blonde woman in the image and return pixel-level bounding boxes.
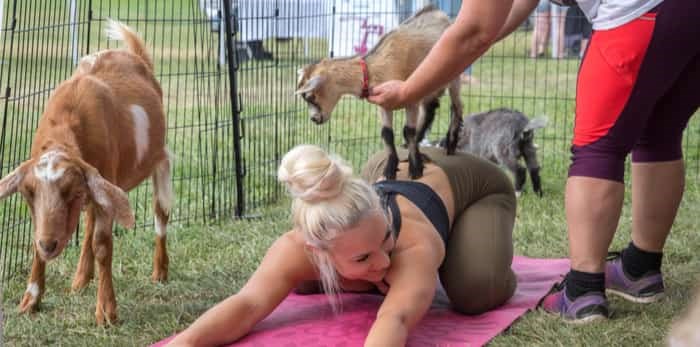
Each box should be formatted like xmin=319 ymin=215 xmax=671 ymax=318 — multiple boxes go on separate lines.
xmin=167 ymin=145 xmax=516 ymax=347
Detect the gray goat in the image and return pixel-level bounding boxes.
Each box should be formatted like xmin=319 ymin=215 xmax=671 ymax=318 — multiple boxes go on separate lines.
xmin=296 ymin=5 xmax=462 ymax=180
xmin=440 ymin=108 xmax=547 ymax=197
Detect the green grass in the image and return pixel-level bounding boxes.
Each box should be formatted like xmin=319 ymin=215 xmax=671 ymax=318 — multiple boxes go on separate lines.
xmin=2 ymin=177 xmax=699 ymax=346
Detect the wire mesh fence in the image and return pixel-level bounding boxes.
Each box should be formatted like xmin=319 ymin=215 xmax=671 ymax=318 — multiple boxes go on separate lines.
xmin=0 ymin=0 xmax=698 ymax=287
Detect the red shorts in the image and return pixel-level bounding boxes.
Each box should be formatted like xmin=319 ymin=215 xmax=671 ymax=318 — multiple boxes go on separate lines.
xmin=573 ymin=12 xmax=657 ymax=147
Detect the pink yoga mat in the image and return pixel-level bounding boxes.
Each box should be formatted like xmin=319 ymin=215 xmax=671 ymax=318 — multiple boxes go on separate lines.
xmin=153 ymin=256 xmax=569 ymax=347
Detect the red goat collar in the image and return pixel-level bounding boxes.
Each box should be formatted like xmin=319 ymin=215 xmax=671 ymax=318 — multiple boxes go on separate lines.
xmin=359 ymin=58 xmax=370 ymax=99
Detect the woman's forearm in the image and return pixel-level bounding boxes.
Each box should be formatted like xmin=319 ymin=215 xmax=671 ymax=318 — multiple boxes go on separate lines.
xmin=168 ymin=294 xmax=259 ymax=346
xmin=400 ymin=0 xmax=515 ymax=105
xmin=400 ymin=25 xmax=491 ymax=104
xmin=364 ymin=312 xmax=409 ymax=347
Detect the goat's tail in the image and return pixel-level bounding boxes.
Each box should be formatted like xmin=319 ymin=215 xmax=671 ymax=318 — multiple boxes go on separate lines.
xmin=524 ymin=116 xmax=548 ymax=131
xmin=105 ymin=19 xmax=153 ymax=71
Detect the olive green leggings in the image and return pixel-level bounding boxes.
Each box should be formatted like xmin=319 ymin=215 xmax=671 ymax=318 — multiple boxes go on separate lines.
xmin=439 ymin=190 xmax=516 ymax=314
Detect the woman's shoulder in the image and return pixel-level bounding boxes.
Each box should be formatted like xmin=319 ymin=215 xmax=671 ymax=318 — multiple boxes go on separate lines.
xmin=277 ymin=230 xmax=312 ymax=255
xmin=262 ymin=230 xmax=317 ymax=280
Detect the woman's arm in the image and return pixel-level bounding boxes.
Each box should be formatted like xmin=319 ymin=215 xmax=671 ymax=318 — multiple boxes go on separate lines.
xmin=368 ymin=0 xmax=538 ymax=110
xmin=364 ymin=243 xmax=442 ymax=347
xmin=167 ymin=232 xmax=315 ymax=347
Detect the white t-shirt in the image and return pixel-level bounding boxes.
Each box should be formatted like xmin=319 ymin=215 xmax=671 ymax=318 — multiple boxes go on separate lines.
xmin=576 ymin=0 xmax=664 ymax=30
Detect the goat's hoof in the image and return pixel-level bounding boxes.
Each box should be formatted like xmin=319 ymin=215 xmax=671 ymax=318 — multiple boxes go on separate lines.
xmin=71 ymin=274 xmax=93 ymax=292
xmin=408 ymin=152 xmax=425 ymax=180
xmin=408 ymin=163 xmax=424 ymax=180
xmin=535 ymin=189 xmax=544 ymax=198
xmin=384 ymin=156 xmax=399 ymax=180
xmin=95 ymin=304 xmax=118 ymax=325
xmin=18 ymin=292 xmax=40 ymax=313
xmin=445 ymin=140 xmax=458 ymax=155
xmin=151 ymin=269 xmax=168 ymax=283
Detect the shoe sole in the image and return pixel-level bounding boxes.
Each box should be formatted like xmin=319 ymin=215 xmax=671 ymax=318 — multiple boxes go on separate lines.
xmin=540 ymin=308 xmax=608 ymax=324
xmin=564 ymin=313 xmax=608 ymax=325
xmin=606 ymin=288 xmax=665 ymax=303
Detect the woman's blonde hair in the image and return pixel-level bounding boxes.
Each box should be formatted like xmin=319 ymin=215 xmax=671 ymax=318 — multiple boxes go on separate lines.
xmin=277 ymin=144 xmax=386 ymax=310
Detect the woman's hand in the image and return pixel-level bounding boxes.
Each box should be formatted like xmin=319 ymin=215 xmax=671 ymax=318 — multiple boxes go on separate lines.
xmin=367 ymin=80 xmax=409 ymax=110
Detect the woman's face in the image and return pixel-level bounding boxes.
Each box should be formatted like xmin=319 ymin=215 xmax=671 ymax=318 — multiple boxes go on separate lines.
xmin=328 ymin=211 xmax=395 ymax=283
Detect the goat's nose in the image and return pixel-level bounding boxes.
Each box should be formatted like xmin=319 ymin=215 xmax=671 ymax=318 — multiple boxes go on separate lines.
xmin=39 ymin=240 xmax=58 ymax=254
xmin=310 ymin=117 xmax=321 ymax=124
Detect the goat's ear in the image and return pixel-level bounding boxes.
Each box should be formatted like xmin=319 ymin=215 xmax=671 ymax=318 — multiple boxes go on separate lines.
xmin=295 ymin=75 xmax=324 ymax=95
xmin=296 ymin=67 xmax=307 ymax=85
xmin=77 ymin=159 xmax=135 ymax=228
xmin=0 ymin=161 xmax=31 ymax=201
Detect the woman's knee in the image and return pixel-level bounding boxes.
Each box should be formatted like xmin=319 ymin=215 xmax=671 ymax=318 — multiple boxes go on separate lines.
xmin=632 ymin=141 xmax=683 ymax=163
xmin=569 ymin=143 xmax=628 ymax=182
xmin=441 ymin=268 xmax=517 ymax=315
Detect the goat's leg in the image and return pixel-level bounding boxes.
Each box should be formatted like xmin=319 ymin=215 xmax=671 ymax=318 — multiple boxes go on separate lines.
xmin=445 ymin=79 xmax=464 ymax=155
xmin=18 ymin=246 xmax=46 ymax=313
xmin=93 ymin=214 xmax=117 ymax=325
xmin=72 ymin=205 xmax=96 ymax=291
xmin=416 ymin=98 xmax=440 ymax=145
xmin=151 ymin=155 xmax=173 ymax=282
xmin=522 ymin=138 xmax=543 ymax=197
xmin=498 ymin=149 xmax=527 ymax=197
xmin=380 ymin=108 xmax=399 ymax=180
xmin=514 ymin=166 xmax=528 ymax=197
xmin=405 ymin=105 xmax=424 ymax=179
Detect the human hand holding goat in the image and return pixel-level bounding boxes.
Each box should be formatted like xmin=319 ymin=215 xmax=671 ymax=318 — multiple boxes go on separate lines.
xmin=367 ymin=80 xmax=408 ymax=111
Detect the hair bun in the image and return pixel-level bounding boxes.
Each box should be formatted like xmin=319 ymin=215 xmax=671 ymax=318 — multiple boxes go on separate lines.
xmin=278 ymin=145 xmax=352 ymax=203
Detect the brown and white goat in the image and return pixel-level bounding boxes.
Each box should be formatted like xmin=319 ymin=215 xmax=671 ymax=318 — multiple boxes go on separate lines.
xmin=296 ymin=5 xmax=463 ymax=179
xmin=0 ymin=20 xmax=172 ymax=324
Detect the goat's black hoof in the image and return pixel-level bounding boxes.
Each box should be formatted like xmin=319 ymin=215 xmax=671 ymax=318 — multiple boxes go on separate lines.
xmin=444 ymin=137 xmax=458 ymax=155
xmin=535 ymin=189 xmax=544 ymax=198
xmin=409 ymin=165 xmax=424 ymax=179
xmin=408 ymin=156 xmax=424 ymax=180
xmin=384 ymin=156 xmax=399 ymax=180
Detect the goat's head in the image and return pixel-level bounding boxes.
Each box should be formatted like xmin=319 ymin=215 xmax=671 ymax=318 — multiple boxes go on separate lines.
xmin=0 ymin=150 xmax=135 ymax=261
xmin=295 ymin=60 xmax=344 ymax=125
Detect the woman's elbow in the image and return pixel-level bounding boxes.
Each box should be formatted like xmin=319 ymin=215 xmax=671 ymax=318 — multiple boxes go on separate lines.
xmin=451 ymin=23 xmax=498 ymax=55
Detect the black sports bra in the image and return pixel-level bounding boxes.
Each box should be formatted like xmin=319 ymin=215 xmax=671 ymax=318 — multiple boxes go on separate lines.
xmin=373 ymin=180 xmax=450 ymax=245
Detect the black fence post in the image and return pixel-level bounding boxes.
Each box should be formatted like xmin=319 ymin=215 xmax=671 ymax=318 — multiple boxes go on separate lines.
xmin=222 ymin=0 xmax=245 ymax=218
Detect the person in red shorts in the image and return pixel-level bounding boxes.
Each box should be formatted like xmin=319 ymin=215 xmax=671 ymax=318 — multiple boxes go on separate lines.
xmin=368 ymin=0 xmax=699 ymax=323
